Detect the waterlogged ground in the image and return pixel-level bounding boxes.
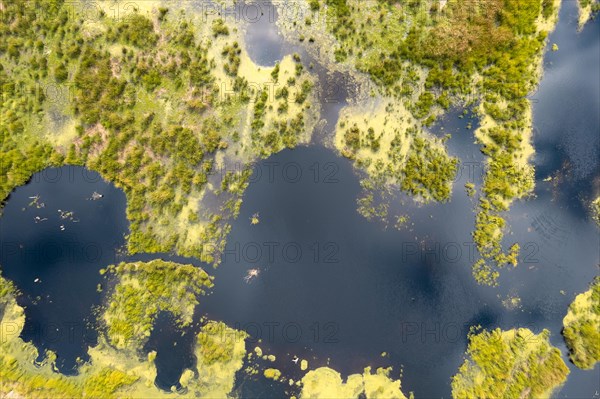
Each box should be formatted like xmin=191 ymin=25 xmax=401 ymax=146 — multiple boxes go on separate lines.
xmin=0 ymin=0 xmax=599 ymax=398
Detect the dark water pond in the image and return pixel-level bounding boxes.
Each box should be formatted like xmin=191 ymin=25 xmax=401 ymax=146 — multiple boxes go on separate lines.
xmin=0 ymin=167 xmax=128 ymax=373
xmin=144 ymin=311 xmax=198 ymax=392
xmin=0 ymin=0 xmax=598 ymax=397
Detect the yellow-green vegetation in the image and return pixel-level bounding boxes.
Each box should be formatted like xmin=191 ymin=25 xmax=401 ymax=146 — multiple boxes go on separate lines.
xmin=301 ymin=368 xmax=363 ymax=398
xmin=101 ymin=260 xmax=213 ymax=351
xmin=591 ymin=196 xmax=600 ymax=227
xmin=451 ymin=328 xmax=569 ymax=399
xmin=465 ymin=182 xmax=476 ymax=197
xmin=0 ymin=0 xmax=318 ymax=264
xmin=264 ymin=368 xmax=282 ymax=380
xmin=0 ymin=269 xmax=249 ymax=398
xmin=0 ymin=271 xmax=139 ymax=399
xmin=337 ymin=98 xmax=458 ymax=208
xmin=279 ymin=0 xmax=560 ymax=285
xmin=190 ymin=321 xmax=249 ymax=397
xmin=501 ymin=294 xmax=522 ymax=310
xmin=562 ymin=277 xmax=600 ymax=369
xmin=301 ymin=359 xmax=309 ymax=371
xmin=300 ymin=366 xmax=410 ymax=399
xmin=578 ymin=0 xmax=600 ymax=28
xmin=87 ymin=319 xmax=249 ymax=398
xmin=81 ymin=369 xmax=140 ymax=399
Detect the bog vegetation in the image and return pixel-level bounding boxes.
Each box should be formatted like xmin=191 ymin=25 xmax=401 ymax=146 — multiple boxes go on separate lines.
xmin=300 ymin=366 xmax=411 ymax=398
xmin=451 ymin=327 xmax=569 ymax=398
xmin=562 ymin=277 xmax=600 ymax=370
xmin=0 ymin=264 xmax=249 ymax=398
xmin=591 ymin=196 xmax=600 ymax=227
xmin=292 ymin=0 xmax=559 ymax=285
xmin=100 ymin=260 xmax=213 ymax=351
xmin=0 ymin=0 xmax=317 ymax=264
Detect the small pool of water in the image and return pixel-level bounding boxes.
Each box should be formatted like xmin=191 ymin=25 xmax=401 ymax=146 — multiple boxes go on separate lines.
xmin=144 ymin=311 xmax=199 ymax=392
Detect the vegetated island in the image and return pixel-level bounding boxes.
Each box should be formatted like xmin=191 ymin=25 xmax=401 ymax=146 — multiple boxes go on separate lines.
xmin=0 ymin=262 xmax=248 ymax=398
xmin=562 ymin=276 xmax=600 ymax=370
xmin=299 ymin=366 xmax=412 ymax=399
xmin=277 ymin=0 xmax=563 ymax=285
xmin=0 ymin=0 xmax=319 ymax=265
xmin=451 ymin=327 xmax=569 ymax=399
